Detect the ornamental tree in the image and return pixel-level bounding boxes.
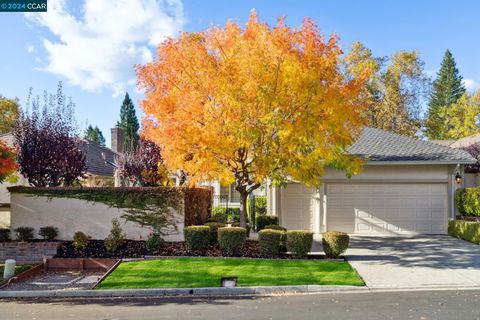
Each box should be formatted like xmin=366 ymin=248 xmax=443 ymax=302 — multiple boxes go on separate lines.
xmin=13 ymin=83 xmax=86 ymax=187
xmin=117 ymin=138 xmax=170 ymax=186
xmin=137 ymin=12 xmax=371 ymax=226
xmin=0 ymin=140 xmax=17 ymax=183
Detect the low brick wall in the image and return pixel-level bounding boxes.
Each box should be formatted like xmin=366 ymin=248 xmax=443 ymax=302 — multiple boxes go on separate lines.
xmin=0 ymin=242 xmax=60 ymax=264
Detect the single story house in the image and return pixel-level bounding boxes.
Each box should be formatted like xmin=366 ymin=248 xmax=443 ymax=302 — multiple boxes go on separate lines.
xmin=267 ymin=127 xmax=476 ymax=235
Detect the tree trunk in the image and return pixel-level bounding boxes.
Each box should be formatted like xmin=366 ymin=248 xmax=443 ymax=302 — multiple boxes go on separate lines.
xmin=239 ymin=191 xmax=248 ymax=228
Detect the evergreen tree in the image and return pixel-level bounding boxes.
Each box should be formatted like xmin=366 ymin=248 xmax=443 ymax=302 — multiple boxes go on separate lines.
xmin=118 ymin=92 xmax=139 ymax=151
xmin=84 ymin=125 xmax=106 ymax=146
xmin=425 ymin=50 xmax=466 ymax=139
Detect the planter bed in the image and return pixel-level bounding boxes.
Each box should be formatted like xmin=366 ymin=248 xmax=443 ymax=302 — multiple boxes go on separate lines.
xmin=55 ymin=240 xmax=327 ymax=260
xmin=97 ymin=257 xmax=364 ymax=289
xmin=1 ymin=258 xmax=120 ymax=291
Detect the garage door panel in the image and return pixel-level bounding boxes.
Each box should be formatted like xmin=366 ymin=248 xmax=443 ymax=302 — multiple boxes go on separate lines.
xmin=327 ymin=183 xmax=447 ymax=235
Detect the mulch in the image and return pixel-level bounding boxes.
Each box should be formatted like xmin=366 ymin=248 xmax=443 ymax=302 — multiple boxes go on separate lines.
xmin=55 ymin=240 xmax=325 ymax=260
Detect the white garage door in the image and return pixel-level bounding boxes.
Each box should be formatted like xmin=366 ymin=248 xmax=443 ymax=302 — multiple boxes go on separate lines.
xmin=280 ymin=183 xmax=315 ymax=231
xmin=327 ymin=183 xmax=447 ymax=234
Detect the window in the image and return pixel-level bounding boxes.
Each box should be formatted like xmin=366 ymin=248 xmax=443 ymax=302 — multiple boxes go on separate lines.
xmin=219 ymin=183 xmax=241 ymax=203
xmin=229 ymin=184 xmax=241 ymax=203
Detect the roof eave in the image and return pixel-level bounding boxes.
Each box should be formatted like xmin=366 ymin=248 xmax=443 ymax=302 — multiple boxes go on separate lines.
xmin=366 ymin=160 xmax=477 ymax=165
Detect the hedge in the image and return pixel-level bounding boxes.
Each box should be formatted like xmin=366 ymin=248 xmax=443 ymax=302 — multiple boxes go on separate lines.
xmin=455 ymin=188 xmax=480 ymax=217
xmin=204 ymin=222 xmax=225 ymax=243
xmin=286 ymin=230 xmax=313 ymax=258
xmin=448 ymin=220 xmax=480 ymax=244
xmin=247 ymin=196 xmax=267 ymax=216
xmin=218 ymin=227 xmax=246 ymax=255
xmin=322 ymin=231 xmax=350 ymax=259
xmin=211 ymin=207 xmax=240 ymax=223
xmin=184 ymin=187 xmax=213 ymax=226
xmin=258 ymin=229 xmax=283 ymax=257
xmin=184 ymin=226 xmax=211 ymax=252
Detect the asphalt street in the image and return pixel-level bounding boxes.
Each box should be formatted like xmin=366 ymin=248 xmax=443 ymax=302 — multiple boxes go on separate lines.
xmin=1 ymin=289 xmax=480 ymax=320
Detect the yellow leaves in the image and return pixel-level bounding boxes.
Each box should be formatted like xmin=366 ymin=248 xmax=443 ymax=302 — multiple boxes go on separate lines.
xmin=137 ymin=11 xmax=369 ymax=187
xmin=442 ymin=90 xmax=480 ymax=139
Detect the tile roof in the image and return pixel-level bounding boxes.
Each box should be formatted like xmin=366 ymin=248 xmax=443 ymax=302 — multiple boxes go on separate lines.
xmin=348 ymin=127 xmax=476 ymax=163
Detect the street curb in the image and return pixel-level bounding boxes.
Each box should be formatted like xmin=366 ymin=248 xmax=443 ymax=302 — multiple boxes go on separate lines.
xmin=0 ymin=285 xmax=367 ymax=298
xmin=2 ymin=284 xmax=480 ymax=299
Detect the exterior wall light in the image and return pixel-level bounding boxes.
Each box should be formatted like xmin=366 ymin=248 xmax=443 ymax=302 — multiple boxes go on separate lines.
xmin=455 ymin=172 xmax=462 ymax=184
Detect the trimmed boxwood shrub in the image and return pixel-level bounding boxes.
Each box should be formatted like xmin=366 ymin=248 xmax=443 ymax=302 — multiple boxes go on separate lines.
xmin=184 ymin=226 xmax=211 ymax=252
xmin=258 ymin=229 xmax=283 ymax=257
xmin=0 ymin=228 xmax=10 ymax=241
xmin=448 ymin=220 xmax=480 ymax=244
xmin=14 ymin=227 xmax=34 ymax=241
xmin=231 ymin=222 xmax=251 ymax=238
xmin=218 ymin=227 xmax=246 ymax=255
xmin=265 ymin=225 xmax=287 ymax=251
xmin=256 ymin=216 xmax=279 ymax=231
xmin=286 ymin=230 xmax=313 ymax=258
xmin=204 ymin=222 xmax=225 ymax=243
xmin=39 ymin=226 xmax=59 ymax=241
xmin=322 ymin=231 xmax=350 ymax=258
xmin=146 ymin=233 xmax=165 ymax=251
xmin=264 ymin=225 xmax=286 ymax=231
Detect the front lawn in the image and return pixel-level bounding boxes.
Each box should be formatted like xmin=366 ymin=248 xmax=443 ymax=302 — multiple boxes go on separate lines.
xmin=98 ymin=257 xmax=364 ymax=289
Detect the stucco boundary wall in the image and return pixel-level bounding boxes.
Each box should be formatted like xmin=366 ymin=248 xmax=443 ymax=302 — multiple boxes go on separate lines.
xmin=9 ymin=193 xmax=185 ymax=241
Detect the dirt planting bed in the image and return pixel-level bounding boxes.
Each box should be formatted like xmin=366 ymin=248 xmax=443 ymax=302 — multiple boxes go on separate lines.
xmin=55 ymin=240 xmax=325 ymax=260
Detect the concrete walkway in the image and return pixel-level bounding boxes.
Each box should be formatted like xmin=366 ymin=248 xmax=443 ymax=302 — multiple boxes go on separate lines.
xmin=344 ymin=235 xmax=480 ymax=289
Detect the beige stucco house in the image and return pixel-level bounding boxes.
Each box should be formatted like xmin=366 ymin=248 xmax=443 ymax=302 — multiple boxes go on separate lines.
xmin=267 ymin=128 xmax=476 ymax=236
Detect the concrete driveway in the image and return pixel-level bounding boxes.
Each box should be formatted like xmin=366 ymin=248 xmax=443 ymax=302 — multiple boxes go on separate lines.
xmin=344 ymin=235 xmax=480 ymax=289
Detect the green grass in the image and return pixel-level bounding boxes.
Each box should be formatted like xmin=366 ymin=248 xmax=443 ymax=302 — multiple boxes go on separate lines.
xmin=98 ymin=258 xmax=364 ymax=289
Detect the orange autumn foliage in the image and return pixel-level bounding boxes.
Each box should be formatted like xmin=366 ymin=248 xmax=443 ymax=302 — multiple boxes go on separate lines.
xmin=137 ymin=12 xmax=371 ymax=225
xmin=0 ymin=140 xmax=17 ymax=183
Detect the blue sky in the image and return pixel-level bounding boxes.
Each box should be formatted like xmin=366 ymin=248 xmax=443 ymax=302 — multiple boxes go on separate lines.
xmin=1 ymin=0 xmax=479 ymax=144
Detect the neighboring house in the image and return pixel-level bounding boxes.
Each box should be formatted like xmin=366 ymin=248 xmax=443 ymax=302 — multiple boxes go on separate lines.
xmin=77 ymin=138 xmax=119 ymax=187
xmin=268 ymin=127 xmax=475 ymax=236
xmin=433 ymin=134 xmax=480 ymax=187
xmin=0 ymin=130 xmax=122 ymax=205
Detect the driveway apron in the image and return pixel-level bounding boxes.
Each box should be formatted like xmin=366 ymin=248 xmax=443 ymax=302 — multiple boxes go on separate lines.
xmin=344 ymin=235 xmax=480 ymax=289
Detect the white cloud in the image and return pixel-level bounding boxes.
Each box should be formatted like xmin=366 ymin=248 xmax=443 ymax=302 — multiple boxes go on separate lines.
xmin=25 ymin=0 xmax=184 ymax=96
xmin=463 ymin=78 xmax=480 ymax=92
xmin=26 ymin=45 xmax=36 ymax=53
